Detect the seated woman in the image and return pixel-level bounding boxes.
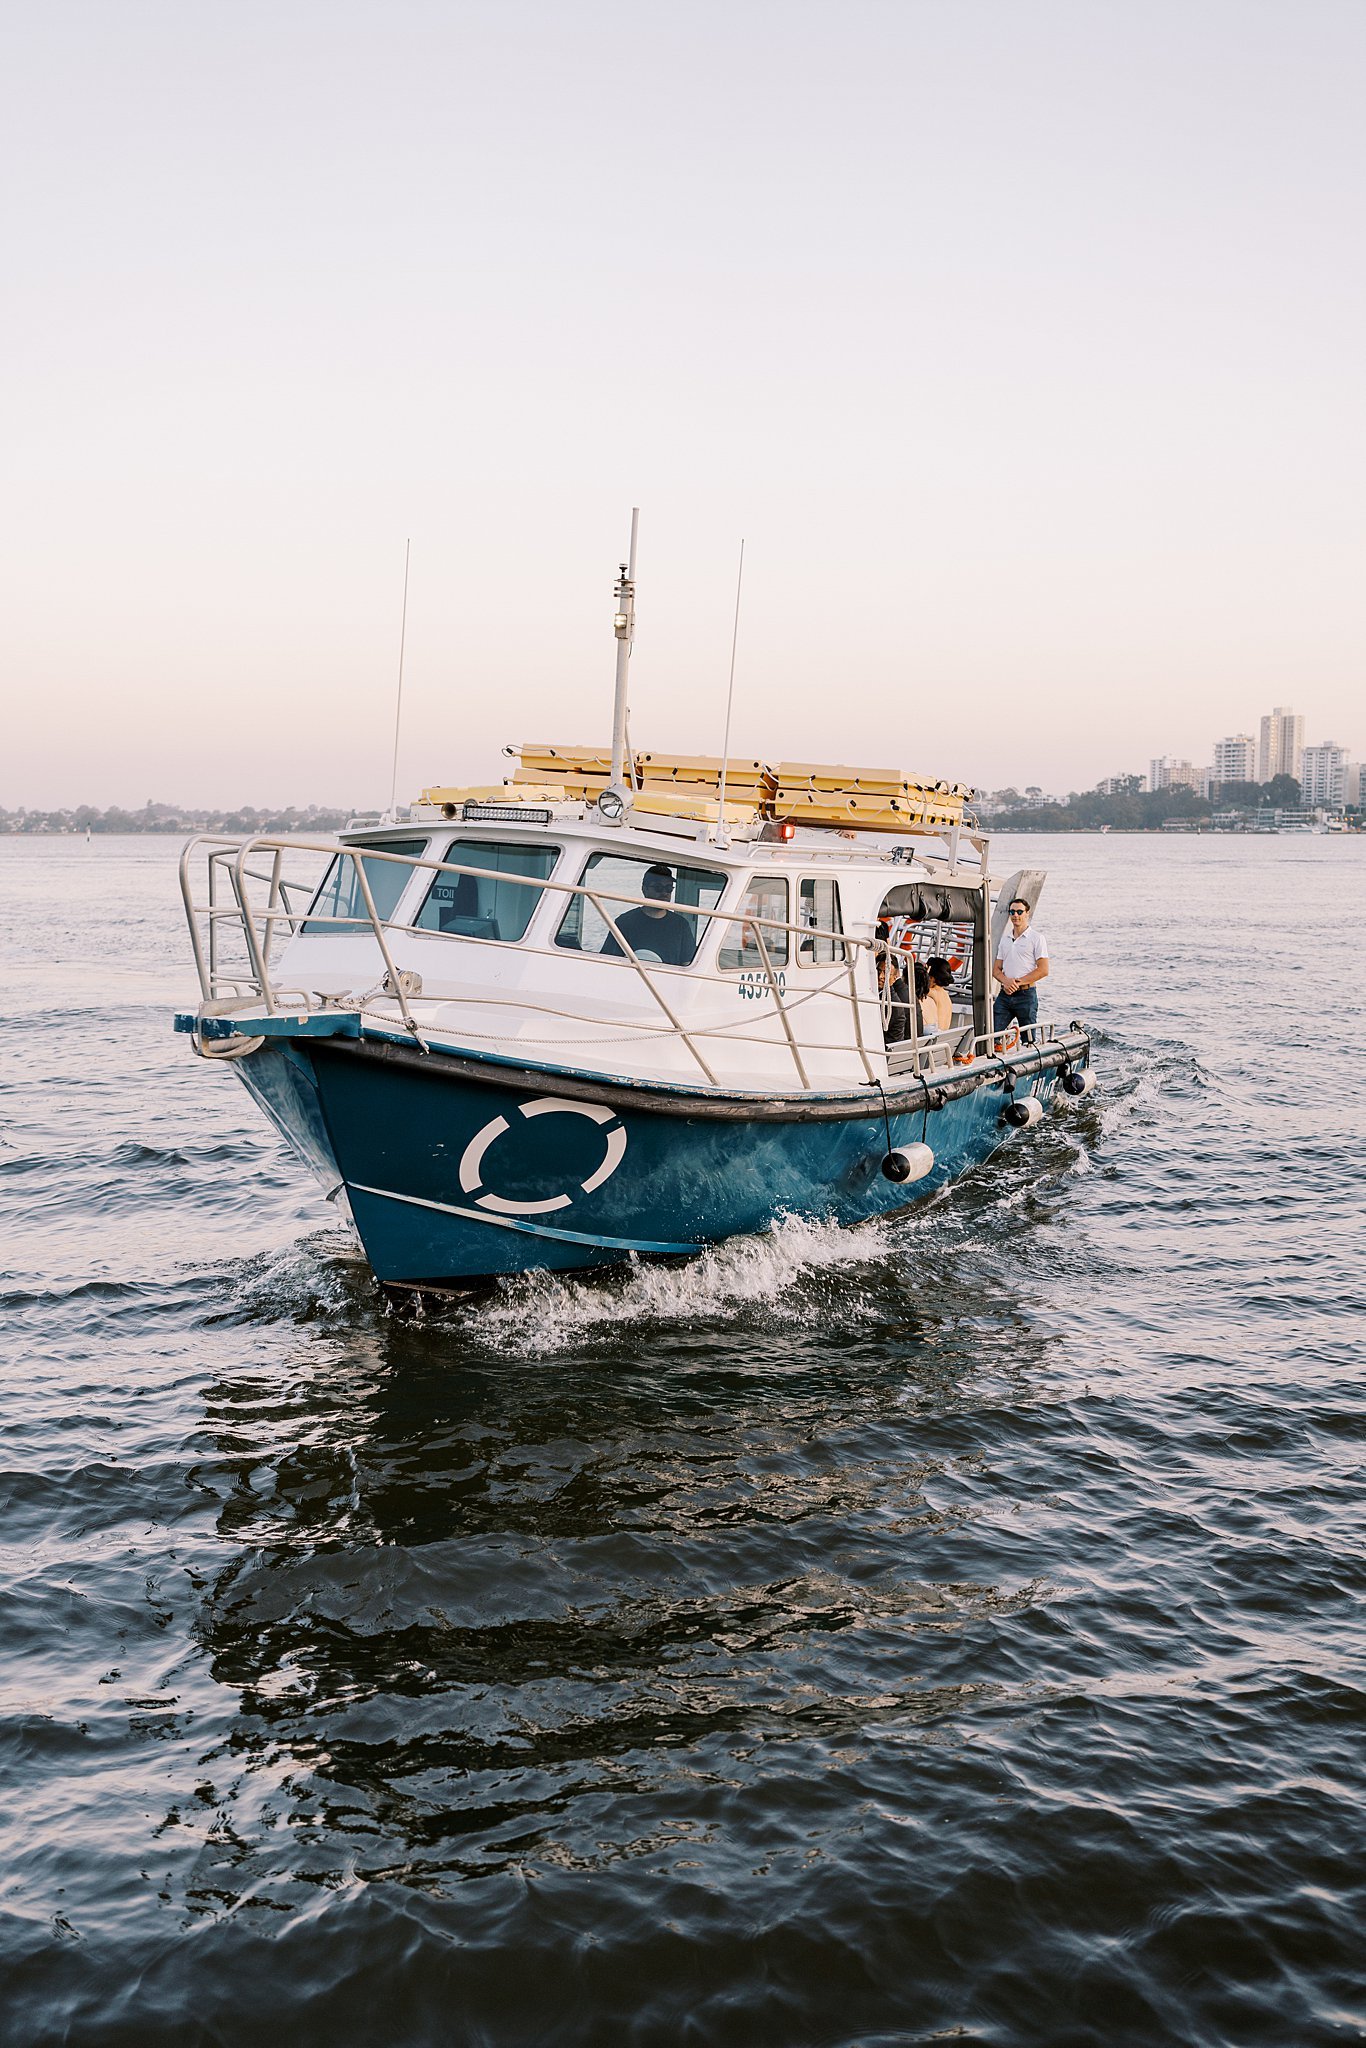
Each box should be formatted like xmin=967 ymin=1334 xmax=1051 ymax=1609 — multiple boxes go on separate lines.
xmin=923 ymin=956 xmax=955 ymax=1033
xmin=913 ymin=960 xmax=933 ymax=1035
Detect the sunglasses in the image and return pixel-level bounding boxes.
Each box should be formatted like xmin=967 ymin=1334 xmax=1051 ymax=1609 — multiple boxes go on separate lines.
xmin=1009 ymin=903 xmax=1028 ymax=913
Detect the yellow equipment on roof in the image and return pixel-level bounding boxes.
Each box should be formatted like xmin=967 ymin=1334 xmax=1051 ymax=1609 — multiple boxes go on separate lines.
xmin=423 ymin=746 xmax=973 ymax=835
xmin=774 ymin=762 xmax=970 ymax=832
xmin=633 ymin=751 xmax=776 ymax=803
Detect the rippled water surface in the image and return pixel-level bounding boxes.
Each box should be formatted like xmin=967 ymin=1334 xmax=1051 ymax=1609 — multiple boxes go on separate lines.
xmin=3 ymin=833 xmax=1364 ymax=2046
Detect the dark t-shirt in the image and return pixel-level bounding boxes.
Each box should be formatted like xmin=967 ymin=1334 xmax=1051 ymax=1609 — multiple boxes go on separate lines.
xmin=603 ymin=906 xmax=698 ymax=966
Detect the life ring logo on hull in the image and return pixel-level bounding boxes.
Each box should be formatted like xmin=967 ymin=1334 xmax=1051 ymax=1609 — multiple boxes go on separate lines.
xmin=457 ymin=1097 xmax=627 ymax=1216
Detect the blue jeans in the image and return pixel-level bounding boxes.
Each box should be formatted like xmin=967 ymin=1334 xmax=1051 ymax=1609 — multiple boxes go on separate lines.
xmin=994 ymin=985 xmax=1038 ymax=1034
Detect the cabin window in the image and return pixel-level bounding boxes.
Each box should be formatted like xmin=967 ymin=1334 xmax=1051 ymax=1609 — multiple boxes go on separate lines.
xmin=797 ymin=877 xmax=845 ymax=964
xmin=718 ymin=877 xmax=789 ymax=970
xmin=554 ymin=852 xmax=727 ymax=967
xmin=303 ymin=839 xmax=426 ymax=933
xmin=414 ymin=838 xmax=559 ymax=943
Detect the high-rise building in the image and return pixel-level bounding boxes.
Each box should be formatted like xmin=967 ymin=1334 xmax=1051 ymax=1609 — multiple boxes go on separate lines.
xmin=1257 ymin=707 xmax=1304 ymax=784
xmin=1301 ymin=741 xmax=1348 ymax=809
xmin=1096 ymin=773 xmax=1146 ymax=796
xmin=1149 ymin=757 xmax=1196 ymax=793
xmin=1346 ymin=763 xmax=1362 ymax=808
xmin=1211 ymin=734 xmax=1257 ymax=785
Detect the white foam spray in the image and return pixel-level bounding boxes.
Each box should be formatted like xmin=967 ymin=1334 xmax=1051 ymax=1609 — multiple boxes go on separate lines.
xmin=459 ymin=1212 xmax=896 ymax=1359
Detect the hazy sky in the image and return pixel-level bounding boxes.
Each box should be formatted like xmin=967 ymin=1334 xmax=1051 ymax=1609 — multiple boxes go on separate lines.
xmin=3 ymin=0 xmax=1363 ymax=808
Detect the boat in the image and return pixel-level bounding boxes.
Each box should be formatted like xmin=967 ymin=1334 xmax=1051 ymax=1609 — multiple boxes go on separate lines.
xmin=174 ymin=522 xmax=1094 ymax=1298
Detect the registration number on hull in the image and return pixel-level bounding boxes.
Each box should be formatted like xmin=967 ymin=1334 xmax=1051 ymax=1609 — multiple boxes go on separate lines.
xmin=735 ymin=970 xmax=786 ymax=1001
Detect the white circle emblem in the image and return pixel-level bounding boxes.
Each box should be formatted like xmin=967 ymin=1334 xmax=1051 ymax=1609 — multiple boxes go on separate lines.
xmin=457 ymin=1097 xmax=627 ymax=1216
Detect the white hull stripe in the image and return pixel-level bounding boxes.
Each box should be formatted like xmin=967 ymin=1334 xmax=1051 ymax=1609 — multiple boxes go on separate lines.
xmin=348 ymin=1181 xmax=698 ymax=1255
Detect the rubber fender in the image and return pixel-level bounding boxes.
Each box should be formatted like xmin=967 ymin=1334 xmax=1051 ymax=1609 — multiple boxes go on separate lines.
xmin=1003 ymin=1094 xmax=1044 ymax=1129
xmin=882 ymin=1143 xmax=935 ymax=1183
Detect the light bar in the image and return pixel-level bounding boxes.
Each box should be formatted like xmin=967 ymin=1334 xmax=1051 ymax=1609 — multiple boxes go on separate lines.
xmin=462 ymin=802 xmax=554 ymax=824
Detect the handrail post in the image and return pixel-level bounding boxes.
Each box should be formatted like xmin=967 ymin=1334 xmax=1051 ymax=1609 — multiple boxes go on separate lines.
xmin=904 ymin=934 xmax=922 ymax=1073
xmin=349 ymin=851 xmax=425 ymax=1046
xmin=261 ymin=846 xmax=286 ymax=967
xmin=208 ymin=849 xmax=221 ymax=998
xmin=845 ymin=938 xmax=878 ymax=1084
xmin=589 ymin=891 xmax=719 ymax=1086
xmin=179 ymin=837 xmax=211 ymax=1002
xmin=980 ymin=875 xmax=996 ymax=1057
xmin=231 ymin=841 xmax=278 ymax=1013
xmin=752 ymin=924 xmax=809 ymax=1089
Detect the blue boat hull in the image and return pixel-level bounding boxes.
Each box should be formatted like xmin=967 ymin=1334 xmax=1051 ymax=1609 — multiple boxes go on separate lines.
xmin=233 ymin=1032 xmax=1081 ymax=1288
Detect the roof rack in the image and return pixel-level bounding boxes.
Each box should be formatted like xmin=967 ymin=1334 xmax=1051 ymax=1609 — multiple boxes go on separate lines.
xmin=450 ymin=744 xmax=976 ymax=835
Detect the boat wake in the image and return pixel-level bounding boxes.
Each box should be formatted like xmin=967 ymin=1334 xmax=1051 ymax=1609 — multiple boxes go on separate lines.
xmin=454 ymin=1210 xmax=897 ymax=1358
xmin=203 ymin=1227 xmax=373 ymax=1327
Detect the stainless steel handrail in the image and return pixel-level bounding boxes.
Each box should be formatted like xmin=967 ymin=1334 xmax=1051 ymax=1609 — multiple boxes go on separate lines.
xmin=752 ymin=919 xmax=809 ymax=1089
xmin=178 ymin=832 xmax=1037 ymax=1090
xmin=586 ymin=889 xmax=720 ymax=1085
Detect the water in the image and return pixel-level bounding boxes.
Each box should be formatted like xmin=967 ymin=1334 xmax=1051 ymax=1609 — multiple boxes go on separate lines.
xmin=2 ymin=833 xmax=1363 ymax=2046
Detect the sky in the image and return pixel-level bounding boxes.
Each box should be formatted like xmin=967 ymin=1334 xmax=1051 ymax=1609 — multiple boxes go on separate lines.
xmin=3 ymin=0 xmax=1363 ymax=809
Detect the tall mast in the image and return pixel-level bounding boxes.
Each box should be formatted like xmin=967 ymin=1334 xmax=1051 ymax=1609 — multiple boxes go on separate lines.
xmin=608 ymin=508 xmax=639 ymax=800
xmin=387 ymin=538 xmax=412 ymax=820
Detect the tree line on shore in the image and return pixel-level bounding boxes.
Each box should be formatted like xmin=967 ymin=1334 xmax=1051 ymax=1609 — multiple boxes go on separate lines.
xmin=981 ymin=774 xmax=1318 ymax=830
xmin=5 ymin=777 xmax=1350 ymax=837
xmin=0 ymin=801 xmax=352 ymax=835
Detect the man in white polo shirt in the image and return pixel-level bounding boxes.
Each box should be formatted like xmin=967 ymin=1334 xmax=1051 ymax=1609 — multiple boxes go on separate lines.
xmin=993 ymin=895 xmax=1049 ymax=1038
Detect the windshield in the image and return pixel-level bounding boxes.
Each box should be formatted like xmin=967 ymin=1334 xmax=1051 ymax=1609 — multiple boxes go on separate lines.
xmin=413 ymin=839 xmax=559 ymax=943
xmin=554 ymin=852 xmax=727 ymax=967
xmin=303 ymin=839 xmax=426 ymax=934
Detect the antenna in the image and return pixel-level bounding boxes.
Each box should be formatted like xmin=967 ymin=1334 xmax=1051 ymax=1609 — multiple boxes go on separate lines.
xmin=714 ymin=538 xmax=746 ymax=849
xmin=608 ymin=509 xmax=640 ymax=804
xmin=387 ymin=538 xmax=412 ymax=818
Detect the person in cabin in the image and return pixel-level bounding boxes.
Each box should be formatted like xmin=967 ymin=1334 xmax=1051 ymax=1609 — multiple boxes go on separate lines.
xmin=993 ymin=895 xmax=1049 ymax=1035
xmin=602 ymin=863 xmax=699 ymax=967
xmin=924 ymin=957 xmax=955 ymax=1032
xmin=876 ymin=923 xmax=913 ymax=1044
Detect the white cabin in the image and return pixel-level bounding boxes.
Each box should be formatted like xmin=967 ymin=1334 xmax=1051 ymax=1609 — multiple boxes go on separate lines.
xmin=265 ymin=790 xmax=993 ymax=1095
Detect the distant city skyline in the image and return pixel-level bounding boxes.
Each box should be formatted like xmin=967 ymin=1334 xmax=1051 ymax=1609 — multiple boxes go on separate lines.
xmin=990 ymin=702 xmax=1359 ymax=811
xmin=1140 ymin=702 xmax=1357 ymax=805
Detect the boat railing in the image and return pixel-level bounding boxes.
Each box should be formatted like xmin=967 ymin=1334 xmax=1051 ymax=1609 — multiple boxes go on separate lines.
xmin=885 ymin=1018 xmax=1072 ymax=1078
xmin=179 ymin=834 xmax=1069 ymax=1093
